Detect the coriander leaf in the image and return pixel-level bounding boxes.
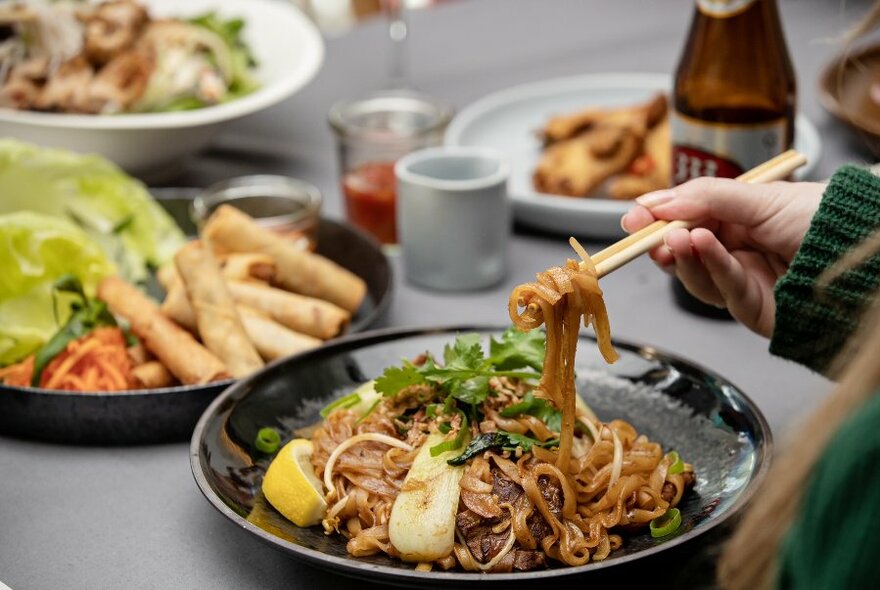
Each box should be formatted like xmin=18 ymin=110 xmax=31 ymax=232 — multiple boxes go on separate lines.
xmin=449 ymin=375 xmax=489 ymax=405
xmin=500 ymin=390 xmax=562 ymax=432
xmin=443 ymin=333 xmax=485 ymax=371
xmin=489 ymin=327 xmax=545 ymax=372
xmin=375 ymin=363 xmax=425 ymax=396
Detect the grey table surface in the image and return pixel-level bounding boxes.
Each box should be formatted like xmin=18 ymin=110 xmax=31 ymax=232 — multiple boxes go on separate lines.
xmin=1 ymin=0 xmax=876 ymax=588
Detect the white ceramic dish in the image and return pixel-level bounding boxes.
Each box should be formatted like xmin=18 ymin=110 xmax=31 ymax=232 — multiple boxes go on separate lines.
xmin=0 ymin=0 xmax=324 ymax=181
xmin=445 ymin=73 xmax=822 ymax=239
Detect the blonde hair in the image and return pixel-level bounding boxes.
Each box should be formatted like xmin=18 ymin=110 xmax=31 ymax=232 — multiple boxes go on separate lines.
xmin=717 ymin=229 xmax=880 ymax=589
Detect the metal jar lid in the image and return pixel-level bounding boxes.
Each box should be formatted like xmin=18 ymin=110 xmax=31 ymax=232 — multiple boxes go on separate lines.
xmin=328 ymin=90 xmax=454 ymax=142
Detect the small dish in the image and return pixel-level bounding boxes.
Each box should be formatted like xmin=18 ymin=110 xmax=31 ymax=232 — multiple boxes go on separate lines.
xmin=445 ymin=72 xmax=821 ymax=239
xmin=819 ymin=42 xmax=880 ymax=157
xmin=191 ymin=326 xmax=770 ymax=586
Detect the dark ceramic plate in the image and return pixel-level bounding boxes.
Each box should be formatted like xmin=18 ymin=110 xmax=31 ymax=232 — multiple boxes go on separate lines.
xmin=191 ymin=326 xmax=770 ymax=587
xmin=0 ymin=192 xmax=392 ymax=445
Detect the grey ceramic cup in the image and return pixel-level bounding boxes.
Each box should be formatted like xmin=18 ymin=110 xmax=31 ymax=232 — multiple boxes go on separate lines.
xmin=395 ymin=146 xmax=511 ymax=290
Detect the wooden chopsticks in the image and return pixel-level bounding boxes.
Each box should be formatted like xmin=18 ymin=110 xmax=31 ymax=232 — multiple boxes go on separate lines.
xmin=591 ymin=149 xmax=808 ymax=278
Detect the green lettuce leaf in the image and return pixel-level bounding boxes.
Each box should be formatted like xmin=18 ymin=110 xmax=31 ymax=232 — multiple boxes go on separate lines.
xmin=0 ymin=139 xmax=186 ymax=284
xmin=0 ymin=212 xmax=116 ymax=365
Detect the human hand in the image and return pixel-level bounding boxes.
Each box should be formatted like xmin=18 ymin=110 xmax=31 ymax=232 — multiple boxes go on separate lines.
xmin=620 ymin=177 xmax=825 ymax=337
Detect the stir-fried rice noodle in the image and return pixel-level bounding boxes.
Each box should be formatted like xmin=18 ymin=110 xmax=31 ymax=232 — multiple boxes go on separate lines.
xmin=310 ymin=240 xmax=692 ymax=570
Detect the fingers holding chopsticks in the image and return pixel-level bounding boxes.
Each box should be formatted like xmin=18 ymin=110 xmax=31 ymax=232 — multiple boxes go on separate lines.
xmin=618 ymin=174 xmax=825 ymax=336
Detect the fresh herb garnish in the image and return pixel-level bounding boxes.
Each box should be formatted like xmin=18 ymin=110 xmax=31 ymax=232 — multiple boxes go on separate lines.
xmin=374 ymin=331 xmax=544 ymax=406
xmin=489 ymin=327 xmax=546 ymax=372
xmin=447 ymin=431 xmax=559 ymax=466
xmin=31 ymin=275 xmax=117 ymax=387
xmin=371 ymin=330 xmax=561 ymax=466
xmin=500 ymin=390 xmax=562 ymax=432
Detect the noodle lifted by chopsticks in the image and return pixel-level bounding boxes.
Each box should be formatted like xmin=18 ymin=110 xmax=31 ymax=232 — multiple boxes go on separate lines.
xmin=509 ymin=238 xmax=619 ymax=469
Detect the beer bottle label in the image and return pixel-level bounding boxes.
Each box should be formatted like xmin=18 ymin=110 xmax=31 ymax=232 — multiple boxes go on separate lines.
xmin=697 ymin=0 xmax=757 ymax=18
xmin=671 ymin=111 xmax=787 ymax=183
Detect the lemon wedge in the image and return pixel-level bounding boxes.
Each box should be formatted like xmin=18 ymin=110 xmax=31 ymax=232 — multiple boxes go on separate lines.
xmin=262 ymin=438 xmax=327 ymax=527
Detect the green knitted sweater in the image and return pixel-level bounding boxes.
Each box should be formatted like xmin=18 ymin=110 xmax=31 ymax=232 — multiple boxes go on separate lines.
xmin=770 ymin=165 xmax=880 ymax=589
xmin=770 ymin=165 xmax=880 ymax=373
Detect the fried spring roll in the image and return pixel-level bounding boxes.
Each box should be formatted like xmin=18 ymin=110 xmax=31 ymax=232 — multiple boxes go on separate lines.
xmin=132 ymin=361 xmax=175 ymax=389
xmin=174 ymin=242 xmax=264 ymax=378
xmin=238 ymin=306 xmax=322 ymax=361
xmin=226 ymin=280 xmax=349 ymax=339
xmin=156 ymin=264 xmax=178 ymax=291
xmin=97 ymin=276 xmax=229 ymax=385
xmin=221 ymin=253 xmax=276 ymax=283
xmin=161 ymin=283 xmax=323 ymax=358
xmin=127 ymin=344 xmax=152 ymax=366
xmin=160 ymin=285 xmax=198 ymax=331
xmin=203 ymin=205 xmax=367 ymax=313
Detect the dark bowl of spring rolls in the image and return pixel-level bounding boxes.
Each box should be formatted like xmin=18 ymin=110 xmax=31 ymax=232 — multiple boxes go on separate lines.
xmin=0 ymin=191 xmax=392 ymax=445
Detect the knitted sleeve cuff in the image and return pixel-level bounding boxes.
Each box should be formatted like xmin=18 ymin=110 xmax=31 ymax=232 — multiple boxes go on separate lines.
xmin=769 ymin=165 xmax=880 ymax=374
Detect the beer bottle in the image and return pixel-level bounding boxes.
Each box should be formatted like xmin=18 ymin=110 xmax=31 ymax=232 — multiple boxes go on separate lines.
xmin=671 ymin=0 xmax=796 ymax=316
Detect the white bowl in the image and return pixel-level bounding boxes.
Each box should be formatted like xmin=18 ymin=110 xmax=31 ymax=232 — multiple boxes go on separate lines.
xmin=0 ymin=0 xmax=324 ymax=181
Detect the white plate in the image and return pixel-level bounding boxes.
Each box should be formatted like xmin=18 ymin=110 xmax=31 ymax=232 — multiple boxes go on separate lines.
xmin=0 ymin=0 xmax=324 ymax=181
xmin=445 ymin=73 xmax=821 ymax=239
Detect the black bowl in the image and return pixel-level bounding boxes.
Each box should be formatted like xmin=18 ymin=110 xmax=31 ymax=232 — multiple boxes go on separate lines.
xmin=191 ymin=326 xmax=770 ymax=587
xmin=0 ymin=193 xmax=392 ymax=445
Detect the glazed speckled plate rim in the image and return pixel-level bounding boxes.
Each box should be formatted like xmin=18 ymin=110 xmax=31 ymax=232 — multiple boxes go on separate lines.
xmin=190 ymin=324 xmax=772 ymax=584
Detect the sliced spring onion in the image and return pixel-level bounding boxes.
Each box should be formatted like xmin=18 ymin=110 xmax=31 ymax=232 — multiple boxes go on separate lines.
xmin=354 ymin=399 xmax=382 ymax=426
xmin=437 ymin=422 xmax=452 ymax=434
xmin=499 ymin=391 xmax=535 ymax=417
xmin=430 ymin=414 xmax=468 ymax=457
xmin=667 ymin=451 xmax=685 ymax=475
xmin=255 ymin=427 xmax=281 ymax=454
xmin=319 ymin=392 xmax=361 ymax=418
xmin=650 ymin=508 xmax=682 ymax=538
xmin=425 ymin=403 xmax=441 ymax=418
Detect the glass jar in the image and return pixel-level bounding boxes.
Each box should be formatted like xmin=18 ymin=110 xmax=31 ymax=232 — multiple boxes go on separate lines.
xmin=329 ymin=90 xmax=454 ymax=245
xmin=191 ymin=175 xmax=322 ymax=250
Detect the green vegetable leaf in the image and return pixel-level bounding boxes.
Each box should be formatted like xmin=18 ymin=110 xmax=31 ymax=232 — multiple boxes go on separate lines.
xmin=31 ymin=278 xmax=118 ymax=386
xmin=448 ymin=375 xmax=489 ymax=405
xmin=488 ymin=327 xmax=545 ymax=372
xmin=0 ymin=212 xmax=117 ymax=365
xmin=502 ymin=432 xmax=559 ymax=452
xmin=375 ymin=363 xmax=426 ymax=396
xmin=447 ymin=430 xmax=558 ymax=466
xmin=443 ymin=333 xmax=485 ymax=371
xmin=0 ymin=140 xmax=186 ymax=286
xmin=373 ymin=332 xmax=540 ymax=405
xmin=499 ymin=390 xmax=562 ymax=432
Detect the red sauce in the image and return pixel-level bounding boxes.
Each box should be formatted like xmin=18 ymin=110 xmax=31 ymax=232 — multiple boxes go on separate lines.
xmin=341 ymin=161 xmax=397 ymax=244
